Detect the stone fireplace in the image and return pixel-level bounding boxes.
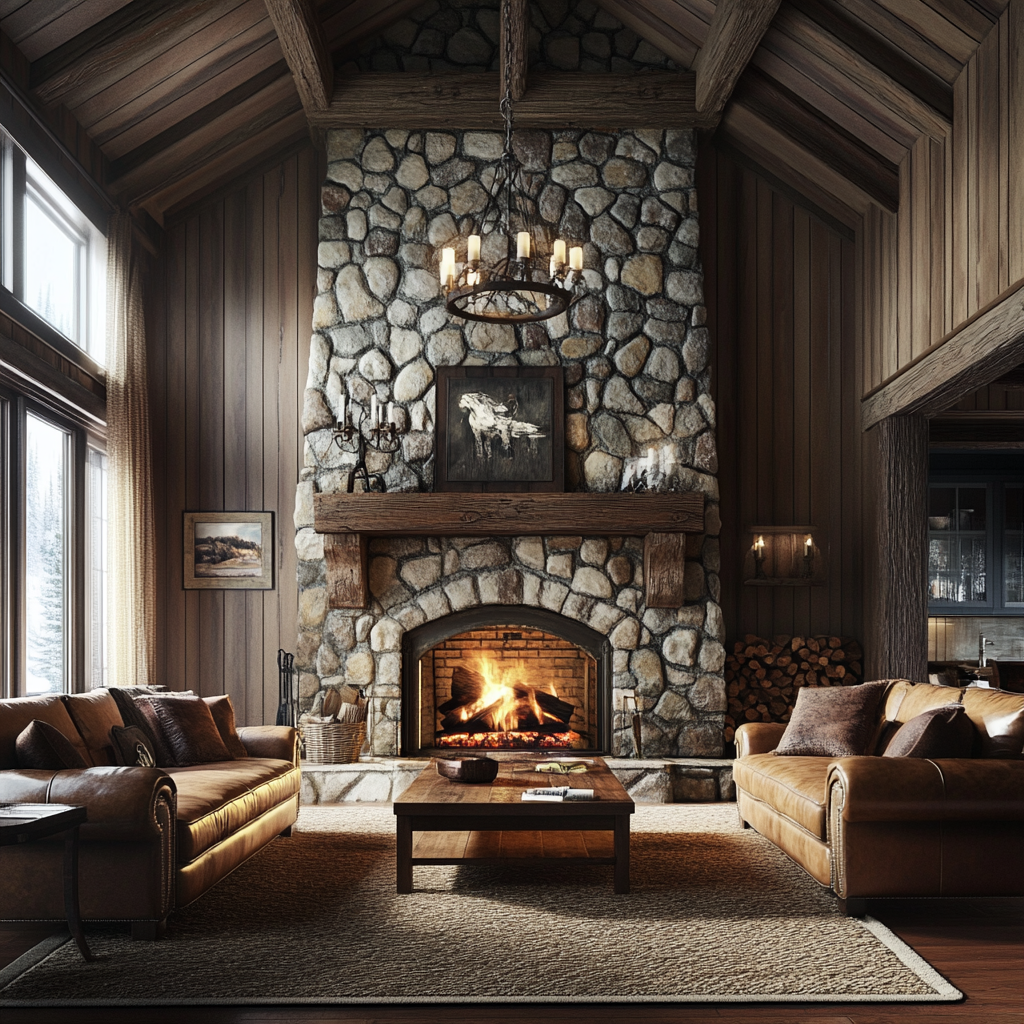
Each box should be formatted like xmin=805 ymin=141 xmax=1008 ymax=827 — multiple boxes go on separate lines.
xmin=293 ymin=123 xmax=725 ymax=760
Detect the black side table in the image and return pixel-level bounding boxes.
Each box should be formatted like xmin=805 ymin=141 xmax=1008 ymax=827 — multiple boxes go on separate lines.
xmin=0 ymin=803 xmax=93 ymax=961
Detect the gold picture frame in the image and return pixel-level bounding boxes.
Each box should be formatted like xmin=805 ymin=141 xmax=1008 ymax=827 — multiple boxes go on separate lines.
xmin=183 ymin=511 xmax=274 ymax=590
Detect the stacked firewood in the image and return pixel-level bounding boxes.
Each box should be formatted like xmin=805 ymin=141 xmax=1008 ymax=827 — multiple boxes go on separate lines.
xmin=724 ymin=635 xmax=864 ymax=743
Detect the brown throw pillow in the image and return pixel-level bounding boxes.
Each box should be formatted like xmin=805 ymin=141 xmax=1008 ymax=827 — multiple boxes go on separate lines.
xmin=203 ymin=695 xmax=248 ymax=759
xmin=775 ymin=682 xmax=887 ymax=757
xmin=15 ymin=720 xmax=88 ymax=770
xmin=133 ymin=699 xmax=178 ymax=767
xmin=151 ymin=695 xmax=232 ymax=766
xmin=882 ymin=704 xmax=975 ymax=759
xmin=109 ymin=724 xmax=157 ymax=767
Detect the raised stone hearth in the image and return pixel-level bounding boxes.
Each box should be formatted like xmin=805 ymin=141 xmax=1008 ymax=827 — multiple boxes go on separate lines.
xmin=300 ymin=757 xmax=735 ymax=805
xmin=294 ymin=121 xmax=724 ymax=759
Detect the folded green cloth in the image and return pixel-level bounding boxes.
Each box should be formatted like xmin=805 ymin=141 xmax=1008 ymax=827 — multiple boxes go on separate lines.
xmin=536 ymin=761 xmax=588 ymax=774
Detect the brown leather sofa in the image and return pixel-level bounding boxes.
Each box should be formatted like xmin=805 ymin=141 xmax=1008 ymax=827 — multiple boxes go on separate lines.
xmin=734 ymin=680 xmax=1024 ymax=914
xmin=0 ymin=689 xmax=301 ymax=938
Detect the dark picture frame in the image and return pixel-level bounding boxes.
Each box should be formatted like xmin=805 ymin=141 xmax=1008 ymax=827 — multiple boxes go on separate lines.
xmin=435 ymin=366 xmax=564 ymax=493
xmin=183 ymin=511 xmax=274 ymax=590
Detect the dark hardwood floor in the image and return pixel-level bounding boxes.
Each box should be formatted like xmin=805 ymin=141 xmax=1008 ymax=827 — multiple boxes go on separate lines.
xmin=1 ymin=897 xmax=1020 ymax=1024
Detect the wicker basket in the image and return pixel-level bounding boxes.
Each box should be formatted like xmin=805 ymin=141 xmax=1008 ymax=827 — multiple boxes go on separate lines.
xmin=303 ymin=721 xmax=366 ymax=764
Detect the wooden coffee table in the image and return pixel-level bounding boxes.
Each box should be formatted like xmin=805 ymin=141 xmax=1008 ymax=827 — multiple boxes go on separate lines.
xmin=0 ymin=803 xmax=92 ymax=961
xmin=394 ymin=756 xmax=634 ymax=894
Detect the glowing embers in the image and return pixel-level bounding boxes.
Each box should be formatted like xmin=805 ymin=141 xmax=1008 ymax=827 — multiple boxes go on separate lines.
xmin=438 ymin=731 xmax=584 ymax=749
xmin=435 ymin=656 xmax=582 ymax=750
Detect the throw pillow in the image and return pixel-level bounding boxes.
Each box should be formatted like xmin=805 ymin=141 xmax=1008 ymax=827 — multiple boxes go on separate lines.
xmin=151 ymin=695 xmax=232 ymax=766
xmin=15 ymin=720 xmax=88 ymax=770
xmin=882 ymin=703 xmax=975 ymax=759
xmin=203 ymin=695 xmax=248 ymax=759
xmin=775 ymin=681 xmax=888 ymax=758
xmin=109 ymin=724 xmax=157 ymax=767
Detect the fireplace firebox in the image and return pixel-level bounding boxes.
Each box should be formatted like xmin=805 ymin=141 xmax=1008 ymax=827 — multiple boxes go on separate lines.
xmin=401 ymin=608 xmax=611 ymax=757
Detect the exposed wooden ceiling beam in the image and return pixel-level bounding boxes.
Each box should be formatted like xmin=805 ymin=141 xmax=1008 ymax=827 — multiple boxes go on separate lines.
xmin=773 ymin=4 xmax=951 ymax=142
xmin=862 ymin=281 xmax=1024 ymax=428
xmin=730 ymin=67 xmax=899 ymax=211
xmin=499 ymin=0 xmax=528 ymax=102
xmin=109 ymin=73 xmax=301 ymax=203
xmin=310 ymin=72 xmax=717 ymax=129
xmin=693 ymin=0 xmax=781 ymax=118
xmin=29 ymin=0 xmax=243 ymax=107
xmin=263 ymin=0 xmax=332 ymax=115
xmin=589 ymin=0 xmax=700 ymax=67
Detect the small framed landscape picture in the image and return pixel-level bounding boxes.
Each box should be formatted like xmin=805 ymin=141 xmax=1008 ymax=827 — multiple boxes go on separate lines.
xmin=183 ymin=511 xmax=274 ymax=590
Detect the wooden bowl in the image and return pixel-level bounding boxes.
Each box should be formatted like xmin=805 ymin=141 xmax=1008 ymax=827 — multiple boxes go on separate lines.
xmin=436 ymin=755 xmax=500 ymax=783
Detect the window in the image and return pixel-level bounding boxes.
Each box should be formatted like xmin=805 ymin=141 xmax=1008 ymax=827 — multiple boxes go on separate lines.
xmin=0 ymin=387 xmax=106 ymax=696
xmin=0 ymin=125 xmax=106 ymax=365
xmin=928 ymin=454 xmax=1024 ymax=616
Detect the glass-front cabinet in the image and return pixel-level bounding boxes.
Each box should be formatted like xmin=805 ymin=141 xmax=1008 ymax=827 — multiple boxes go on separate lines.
xmin=928 ymin=455 xmax=1024 ymax=615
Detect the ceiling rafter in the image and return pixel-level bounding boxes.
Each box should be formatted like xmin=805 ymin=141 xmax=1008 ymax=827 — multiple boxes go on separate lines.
xmin=321 ymin=0 xmax=438 ymax=55
xmin=693 ymin=0 xmax=781 ymax=118
xmin=29 ymin=0 xmax=245 ymax=107
xmin=263 ymin=0 xmax=332 ymax=116
xmin=772 ymin=4 xmax=952 ymax=141
xmin=590 ymin=0 xmax=701 ymax=67
xmin=314 ymin=72 xmax=717 ymax=130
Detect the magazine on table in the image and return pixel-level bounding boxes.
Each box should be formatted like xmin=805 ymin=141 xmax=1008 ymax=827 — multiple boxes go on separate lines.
xmin=521 ymin=786 xmax=595 ymax=802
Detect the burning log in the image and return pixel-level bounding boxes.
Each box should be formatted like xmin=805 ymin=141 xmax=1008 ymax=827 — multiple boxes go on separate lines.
xmin=723 ymin=634 xmax=863 ymax=743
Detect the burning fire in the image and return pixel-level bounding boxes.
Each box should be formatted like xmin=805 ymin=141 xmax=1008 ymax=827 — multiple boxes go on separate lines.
xmin=454 ymin=656 xmax=564 ymax=733
xmin=438 ymin=731 xmax=584 ymax=749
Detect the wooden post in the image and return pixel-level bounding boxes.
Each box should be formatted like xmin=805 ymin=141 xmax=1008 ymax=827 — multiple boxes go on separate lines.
xmin=324 ymin=533 xmax=368 ymax=609
xmin=873 ymin=415 xmax=928 ymax=682
xmin=644 ymin=532 xmax=687 ymax=608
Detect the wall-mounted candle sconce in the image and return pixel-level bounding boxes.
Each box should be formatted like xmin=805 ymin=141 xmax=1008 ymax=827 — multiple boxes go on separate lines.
xmin=744 ymin=527 xmax=825 ymax=586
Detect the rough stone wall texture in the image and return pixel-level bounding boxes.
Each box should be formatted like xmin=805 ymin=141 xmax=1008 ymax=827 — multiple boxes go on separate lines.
xmin=342 ymin=0 xmax=679 ymax=76
xmin=295 ymin=119 xmax=724 ymax=759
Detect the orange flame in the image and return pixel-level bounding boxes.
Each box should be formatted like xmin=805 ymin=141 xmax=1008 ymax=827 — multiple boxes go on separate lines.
xmin=456 ymin=655 xmax=563 ymax=732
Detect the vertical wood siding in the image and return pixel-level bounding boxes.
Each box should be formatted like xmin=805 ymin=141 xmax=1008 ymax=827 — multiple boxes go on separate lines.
xmin=701 ymin=146 xmax=864 ymax=647
xmin=863 ymin=1 xmax=1024 ymax=393
xmin=147 ymin=145 xmax=319 ymax=725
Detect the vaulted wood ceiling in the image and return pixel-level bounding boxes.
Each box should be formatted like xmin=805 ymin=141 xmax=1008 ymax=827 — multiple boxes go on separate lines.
xmin=0 ymin=0 xmax=1008 ymax=225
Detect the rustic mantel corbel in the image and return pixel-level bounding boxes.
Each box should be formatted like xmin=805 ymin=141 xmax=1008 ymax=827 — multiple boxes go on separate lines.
xmin=312 ymin=491 xmax=705 ymax=610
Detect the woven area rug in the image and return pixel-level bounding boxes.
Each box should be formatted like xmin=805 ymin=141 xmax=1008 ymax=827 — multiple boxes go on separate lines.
xmin=0 ymin=803 xmax=961 ymax=1006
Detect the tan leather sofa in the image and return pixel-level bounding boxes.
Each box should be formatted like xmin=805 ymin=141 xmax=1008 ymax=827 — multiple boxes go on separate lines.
xmin=734 ymin=680 xmax=1024 ymax=914
xmin=0 ymin=689 xmax=301 ymax=938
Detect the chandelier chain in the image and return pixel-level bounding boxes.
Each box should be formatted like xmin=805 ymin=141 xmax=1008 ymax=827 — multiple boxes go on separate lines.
xmin=500 ymin=0 xmax=514 ymax=166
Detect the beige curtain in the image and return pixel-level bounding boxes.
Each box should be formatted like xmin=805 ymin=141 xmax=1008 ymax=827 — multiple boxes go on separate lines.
xmin=106 ymin=211 xmax=156 ymax=687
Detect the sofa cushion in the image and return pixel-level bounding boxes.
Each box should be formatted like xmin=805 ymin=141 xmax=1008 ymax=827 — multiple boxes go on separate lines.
xmin=203 ymin=696 xmax=248 ymax=759
xmin=961 ymin=688 xmax=1024 ymax=759
xmin=732 ymin=754 xmax=828 ymax=839
xmin=881 ymin=680 xmax=967 ymax=725
xmin=169 ymin=759 xmax=300 ymax=862
xmin=775 ymin=682 xmax=887 ymax=758
xmin=110 ymin=724 xmax=157 ymax=767
xmin=883 ymin=704 xmax=975 ymax=759
xmin=62 ymin=691 xmax=123 ymax=766
xmin=151 ymin=695 xmax=232 ymax=766
xmin=15 ymin=720 xmax=88 ymax=770
xmin=0 ymin=695 xmax=91 ymax=768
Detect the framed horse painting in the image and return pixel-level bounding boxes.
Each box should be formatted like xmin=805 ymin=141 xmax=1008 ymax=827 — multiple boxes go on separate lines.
xmin=435 ymin=366 xmax=564 ymax=492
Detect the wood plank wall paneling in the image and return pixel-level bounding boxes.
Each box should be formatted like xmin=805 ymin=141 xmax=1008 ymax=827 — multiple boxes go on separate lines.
xmin=700 ymin=145 xmax=864 ymax=647
xmin=147 ymin=143 xmax=319 ymax=725
xmin=863 ymin=1 xmax=1024 ymax=395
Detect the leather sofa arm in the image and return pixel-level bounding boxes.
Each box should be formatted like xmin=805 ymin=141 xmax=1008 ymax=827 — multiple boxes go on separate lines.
xmin=0 ymin=766 xmax=177 ymax=841
xmin=735 ymin=722 xmax=787 ymax=757
xmin=239 ymin=726 xmax=300 ymax=765
xmin=828 ymin=757 xmax=1024 ymax=822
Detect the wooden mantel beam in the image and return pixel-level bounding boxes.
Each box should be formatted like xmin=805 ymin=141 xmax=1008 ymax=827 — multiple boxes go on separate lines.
xmin=499 ymin=0 xmax=528 ymax=102
xmin=263 ymin=0 xmax=333 ymax=116
xmin=693 ymin=0 xmax=782 ymax=120
xmin=310 ymin=72 xmax=716 ymax=130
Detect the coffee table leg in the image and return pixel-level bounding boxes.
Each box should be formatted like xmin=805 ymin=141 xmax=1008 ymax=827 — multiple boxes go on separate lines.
xmin=396 ymin=816 xmax=413 ymax=894
xmin=63 ymin=826 xmax=93 ymax=961
xmin=613 ymin=815 xmax=630 ymax=894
